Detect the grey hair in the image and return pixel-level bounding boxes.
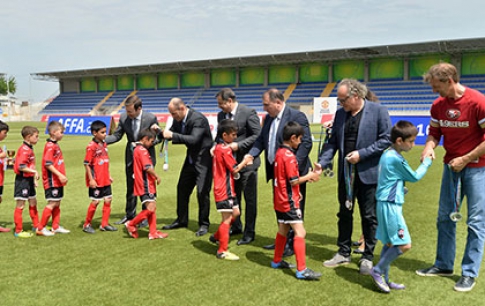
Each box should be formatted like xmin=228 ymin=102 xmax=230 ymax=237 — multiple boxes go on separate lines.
xmin=338 ymin=78 xmax=368 ymax=99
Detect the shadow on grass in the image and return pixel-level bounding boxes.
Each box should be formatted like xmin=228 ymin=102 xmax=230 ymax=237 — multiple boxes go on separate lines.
xmin=191 ymin=239 xmax=218 ymax=256
xmin=333 ymin=265 xmax=376 ymax=292
xmin=246 ymin=251 xmax=294 ymax=277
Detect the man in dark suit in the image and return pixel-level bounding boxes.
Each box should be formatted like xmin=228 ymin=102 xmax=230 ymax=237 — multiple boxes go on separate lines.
xmin=244 ymin=88 xmax=313 ymax=253
xmin=105 ymin=95 xmax=161 ymax=225
xmin=315 ymin=78 xmax=391 ymax=275
xmin=162 ymin=98 xmax=213 ymax=236
xmin=215 ymin=88 xmax=261 ymax=245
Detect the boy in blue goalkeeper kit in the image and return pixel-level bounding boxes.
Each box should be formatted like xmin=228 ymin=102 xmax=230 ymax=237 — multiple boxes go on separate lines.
xmin=370 ymin=120 xmax=433 ymax=293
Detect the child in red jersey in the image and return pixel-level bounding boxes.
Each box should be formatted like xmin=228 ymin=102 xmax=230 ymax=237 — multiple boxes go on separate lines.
xmin=36 ymin=121 xmax=70 ymax=236
xmin=125 ymin=129 xmax=167 ymax=240
xmin=271 ymin=121 xmax=321 ymax=280
xmin=211 ymin=120 xmax=245 ymax=260
xmin=82 ymin=120 xmax=117 ymax=234
xmin=0 ymin=120 xmax=10 ymax=232
xmin=13 ymin=126 xmax=40 ymax=238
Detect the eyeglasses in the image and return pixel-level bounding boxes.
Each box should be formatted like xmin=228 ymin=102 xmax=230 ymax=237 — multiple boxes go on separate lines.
xmin=337 ymin=95 xmax=350 ymax=104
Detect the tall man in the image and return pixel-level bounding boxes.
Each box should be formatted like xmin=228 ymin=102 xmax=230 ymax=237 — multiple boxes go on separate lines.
xmin=315 ymin=79 xmax=391 ymax=275
xmin=162 ymin=98 xmax=213 ymax=236
xmin=244 ymin=88 xmax=312 ymax=252
xmin=106 ymin=95 xmax=161 ymax=225
xmin=415 ymin=63 xmax=485 ymax=292
xmin=216 ymin=88 xmax=261 ymax=245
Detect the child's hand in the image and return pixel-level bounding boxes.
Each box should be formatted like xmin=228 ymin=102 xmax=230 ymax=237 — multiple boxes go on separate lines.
xmin=308 ymin=171 xmax=320 ymax=183
xmin=89 ymin=179 xmax=97 ymax=189
xmin=34 ymin=171 xmax=40 ymax=181
xmin=156 ymin=175 xmax=161 ymax=185
xmin=59 ymin=174 xmax=68 ymax=184
xmin=110 ymin=176 xmax=114 ymax=183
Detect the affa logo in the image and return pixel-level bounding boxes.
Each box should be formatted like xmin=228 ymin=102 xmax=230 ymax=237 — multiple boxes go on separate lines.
xmin=446 ymin=109 xmax=461 ymax=119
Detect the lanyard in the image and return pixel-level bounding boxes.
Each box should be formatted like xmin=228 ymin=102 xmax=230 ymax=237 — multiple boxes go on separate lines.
xmin=344 ymin=159 xmax=355 ymax=210
xmin=448 ymin=164 xmax=463 ymax=222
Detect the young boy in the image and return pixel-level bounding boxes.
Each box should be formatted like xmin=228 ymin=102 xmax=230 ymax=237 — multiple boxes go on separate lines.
xmin=13 ymin=126 xmax=40 ymax=238
xmin=370 ymin=120 xmax=433 ymax=293
xmin=271 ymin=121 xmax=322 ymax=280
xmin=0 ymin=120 xmax=10 ymax=232
xmin=36 ymin=121 xmax=70 ymax=236
xmin=125 ymin=129 xmax=167 ymax=240
xmin=211 ymin=119 xmax=245 ymax=260
xmin=82 ymin=120 xmax=117 ymax=234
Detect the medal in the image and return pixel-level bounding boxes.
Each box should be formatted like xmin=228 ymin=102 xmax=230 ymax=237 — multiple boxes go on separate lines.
xmin=324 ymin=168 xmax=334 ymax=178
xmin=449 ymin=212 xmax=463 ymax=222
xmin=345 ymin=200 xmax=353 ymax=210
xmin=234 ymin=172 xmax=240 ymax=180
xmin=403 ymin=186 xmax=408 ymax=195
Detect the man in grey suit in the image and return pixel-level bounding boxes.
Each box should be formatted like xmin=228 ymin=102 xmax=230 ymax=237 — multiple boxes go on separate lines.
xmin=105 ymin=95 xmax=161 ymax=224
xmin=315 ymin=79 xmax=391 ymax=275
xmin=215 ymin=88 xmax=261 ymax=245
xmin=244 ymin=88 xmax=313 ymax=254
xmin=162 ymin=98 xmax=213 ymax=237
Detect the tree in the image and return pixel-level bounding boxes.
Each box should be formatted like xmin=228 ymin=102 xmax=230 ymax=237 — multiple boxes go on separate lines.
xmin=0 ymin=75 xmax=16 ymax=95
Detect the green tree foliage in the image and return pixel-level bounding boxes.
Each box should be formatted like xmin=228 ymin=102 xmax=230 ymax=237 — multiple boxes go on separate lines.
xmin=0 ymin=75 xmax=16 ymax=95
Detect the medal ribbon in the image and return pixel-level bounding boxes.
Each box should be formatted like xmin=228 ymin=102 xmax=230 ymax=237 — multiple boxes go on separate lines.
xmin=448 ymin=164 xmax=463 ymax=214
xmin=344 ymin=159 xmax=355 ymax=205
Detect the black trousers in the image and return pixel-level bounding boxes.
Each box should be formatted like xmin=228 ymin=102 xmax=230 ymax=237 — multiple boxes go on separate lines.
xmin=231 ymin=169 xmax=258 ymax=239
xmin=176 ymin=158 xmax=212 ymax=227
xmin=336 ymin=173 xmax=377 ymax=261
xmin=124 ymin=163 xmax=139 ymax=219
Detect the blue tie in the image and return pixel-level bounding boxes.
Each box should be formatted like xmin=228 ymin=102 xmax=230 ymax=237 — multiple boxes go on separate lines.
xmin=181 ymin=120 xmax=186 ymax=134
xmin=268 ymin=118 xmax=278 ymax=164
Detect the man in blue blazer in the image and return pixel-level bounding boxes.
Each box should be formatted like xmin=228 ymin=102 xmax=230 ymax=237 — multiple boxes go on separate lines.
xmin=245 ymin=88 xmax=313 ymax=253
xmin=315 ymin=79 xmax=391 ymax=275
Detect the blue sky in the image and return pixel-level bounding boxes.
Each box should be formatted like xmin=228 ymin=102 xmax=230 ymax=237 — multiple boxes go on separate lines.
xmin=1 ymin=0 xmax=483 ymax=102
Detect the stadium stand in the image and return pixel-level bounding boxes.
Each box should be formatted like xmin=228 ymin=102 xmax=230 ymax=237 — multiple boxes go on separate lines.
xmin=39 ymin=76 xmax=485 ymax=115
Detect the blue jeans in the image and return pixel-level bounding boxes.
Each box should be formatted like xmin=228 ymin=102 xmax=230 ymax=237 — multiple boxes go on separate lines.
xmin=435 ymin=165 xmax=485 ymax=277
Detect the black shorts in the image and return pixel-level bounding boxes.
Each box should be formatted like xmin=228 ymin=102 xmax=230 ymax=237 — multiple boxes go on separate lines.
xmin=216 ymin=198 xmax=239 ymax=212
xmin=0 ymin=185 xmax=3 ymax=197
xmin=45 ymin=187 xmax=64 ymax=201
xmin=275 ymin=209 xmax=303 ymax=224
xmin=14 ymin=176 xmax=36 ymax=200
xmin=139 ymin=193 xmax=156 ymax=204
xmin=89 ymin=185 xmax=113 ymax=200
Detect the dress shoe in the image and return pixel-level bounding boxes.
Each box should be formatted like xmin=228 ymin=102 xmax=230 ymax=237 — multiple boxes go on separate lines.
xmin=229 ymin=228 xmax=242 ymax=236
xmin=196 ymin=225 xmax=209 ymax=237
xmin=263 ymin=243 xmax=275 ymax=250
xmin=114 ymin=216 xmax=130 ymax=225
xmin=353 ymin=248 xmax=364 ymax=255
xmin=283 ymin=247 xmax=294 ymax=257
xmin=237 ymin=236 xmax=254 ymax=245
xmin=162 ymin=221 xmax=188 ymax=230
xmin=138 ymin=219 xmax=148 ymax=228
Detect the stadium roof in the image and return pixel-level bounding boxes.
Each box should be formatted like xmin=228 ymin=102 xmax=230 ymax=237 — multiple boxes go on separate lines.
xmin=32 ymin=37 xmax=485 ymax=81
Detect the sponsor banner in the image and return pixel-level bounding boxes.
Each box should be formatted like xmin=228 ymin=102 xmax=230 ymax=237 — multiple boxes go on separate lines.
xmin=45 ymin=116 xmax=114 ymax=136
xmin=313 ymin=97 xmax=338 ymax=124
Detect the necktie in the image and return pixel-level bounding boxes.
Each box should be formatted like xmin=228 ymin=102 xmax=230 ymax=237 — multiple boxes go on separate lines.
xmin=132 ymin=118 xmax=140 ymax=140
xmin=268 ymin=117 xmax=279 ymax=164
xmin=181 ymin=120 xmax=186 ymax=134
xmin=227 ymin=112 xmax=233 ymax=120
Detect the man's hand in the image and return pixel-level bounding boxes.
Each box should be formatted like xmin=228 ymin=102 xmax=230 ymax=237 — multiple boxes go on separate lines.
xmin=346 ymin=151 xmax=360 ymax=164
xmin=163 ymin=130 xmax=173 ymax=139
xmin=229 ymin=142 xmax=239 ymax=152
xmin=243 ymin=154 xmax=254 ymax=166
xmin=313 ymin=162 xmax=323 ymax=175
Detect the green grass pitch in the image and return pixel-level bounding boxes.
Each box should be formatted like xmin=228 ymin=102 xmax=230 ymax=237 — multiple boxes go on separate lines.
xmin=0 ymin=121 xmax=482 ymax=305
